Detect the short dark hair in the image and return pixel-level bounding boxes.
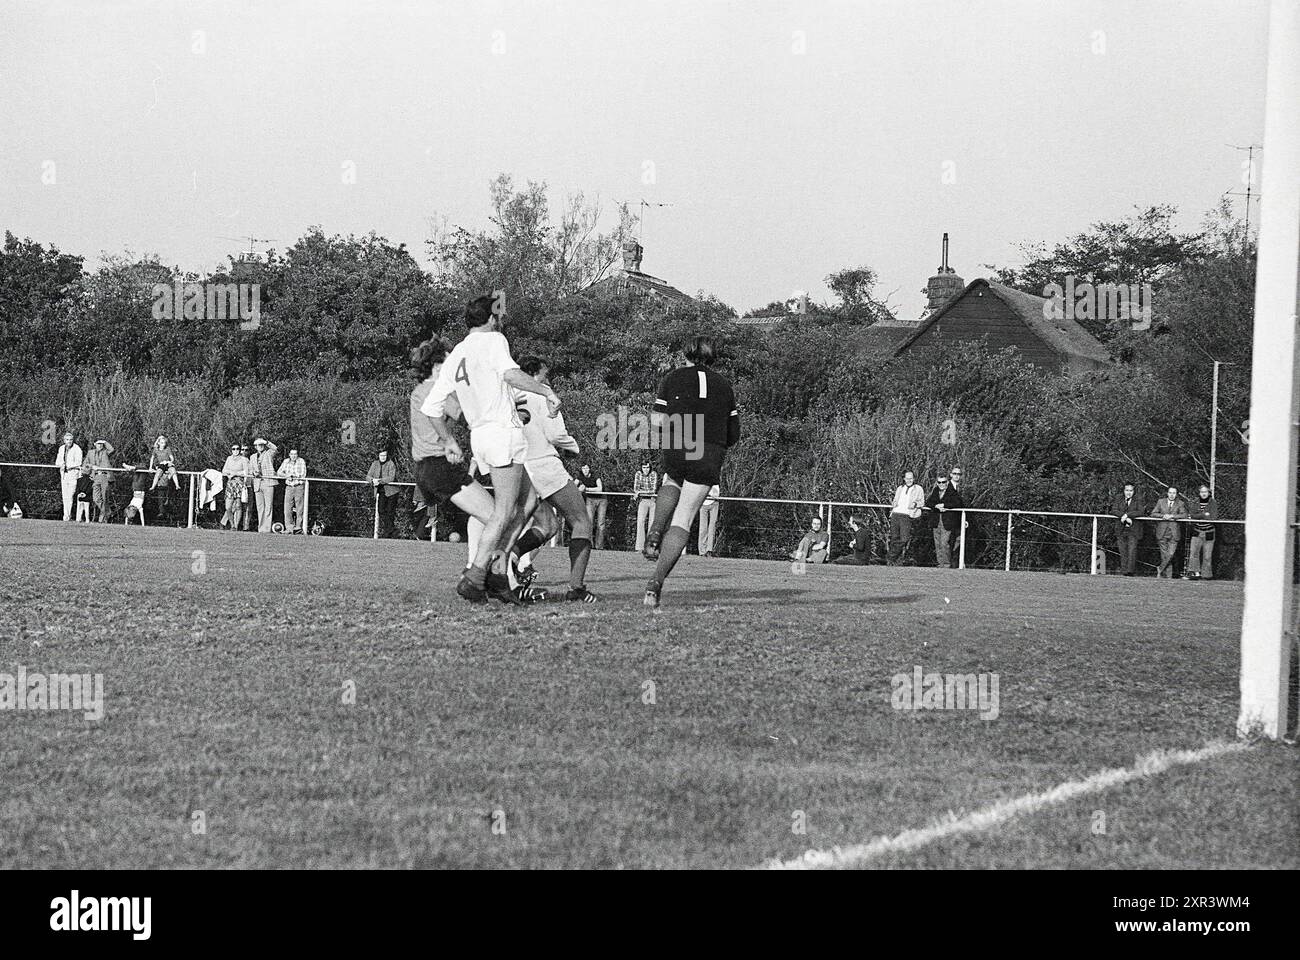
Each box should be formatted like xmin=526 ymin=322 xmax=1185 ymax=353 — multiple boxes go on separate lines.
xmin=465 ymin=295 xmax=497 ymax=328
xmin=684 ymin=335 xmax=718 ymax=367
xmin=410 ymin=337 xmax=448 ymax=379
xmin=518 ymin=355 xmax=548 ymax=377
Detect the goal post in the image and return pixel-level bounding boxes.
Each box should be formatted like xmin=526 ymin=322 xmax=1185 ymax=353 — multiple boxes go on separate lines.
xmin=1238 ymin=0 xmax=1300 ymax=739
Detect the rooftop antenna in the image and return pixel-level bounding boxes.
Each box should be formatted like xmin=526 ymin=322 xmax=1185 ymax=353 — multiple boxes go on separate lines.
xmin=217 ymin=235 xmax=281 ymax=258
xmin=621 ymin=200 xmax=673 ymax=243
xmin=1227 ymin=143 xmax=1263 ymax=240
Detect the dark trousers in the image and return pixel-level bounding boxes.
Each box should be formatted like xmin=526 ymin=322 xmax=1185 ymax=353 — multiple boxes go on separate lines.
xmin=1116 ymin=527 xmax=1140 ymax=574
xmin=378 ymin=493 xmax=397 ymax=538
xmin=888 ymin=514 xmax=914 ymax=564
xmin=933 ymin=526 xmax=952 ymax=566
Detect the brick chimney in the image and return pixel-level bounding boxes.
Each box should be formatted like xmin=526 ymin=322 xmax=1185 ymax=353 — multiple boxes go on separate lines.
xmin=621 ymin=238 xmax=644 ymax=274
xmin=924 ymin=233 xmax=964 ymax=313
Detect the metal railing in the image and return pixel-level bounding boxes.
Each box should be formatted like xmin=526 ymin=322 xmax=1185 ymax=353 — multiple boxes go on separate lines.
xmin=0 ymin=461 xmax=1250 ymax=577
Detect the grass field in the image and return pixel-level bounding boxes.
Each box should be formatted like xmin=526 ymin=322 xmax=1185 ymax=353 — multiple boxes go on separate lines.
xmin=0 ymin=518 xmax=1295 ymax=869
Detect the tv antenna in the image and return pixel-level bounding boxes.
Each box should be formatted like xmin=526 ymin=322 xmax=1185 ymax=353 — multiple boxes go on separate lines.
xmin=620 ymin=200 xmax=673 ymax=242
xmin=1226 ymin=144 xmax=1263 ymax=239
xmin=217 ymin=235 xmax=281 ymax=258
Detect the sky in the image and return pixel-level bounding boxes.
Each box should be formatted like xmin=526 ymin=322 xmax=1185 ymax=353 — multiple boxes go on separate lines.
xmin=1 ymin=0 xmax=1272 ymax=319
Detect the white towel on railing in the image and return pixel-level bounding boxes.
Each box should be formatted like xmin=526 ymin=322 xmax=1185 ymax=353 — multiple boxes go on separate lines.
xmin=199 ymin=469 xmax=224 ymax=510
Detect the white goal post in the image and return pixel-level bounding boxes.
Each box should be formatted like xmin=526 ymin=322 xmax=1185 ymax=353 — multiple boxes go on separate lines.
xmin=1238 ymin=0 xmax=1300 ymax=739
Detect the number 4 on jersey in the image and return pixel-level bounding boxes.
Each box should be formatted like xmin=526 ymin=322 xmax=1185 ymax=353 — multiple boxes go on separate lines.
xmin=455 ymin=358 xmax=470 ymax=386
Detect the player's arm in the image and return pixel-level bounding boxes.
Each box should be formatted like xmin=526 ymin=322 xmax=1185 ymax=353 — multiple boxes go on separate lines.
xmin=503 ymin=368 xmax=561 ymax=415
xmin=723 ymin=382 xmax=741 ymax=447
xmin=543 ymin=408 xmax=580 ymax=455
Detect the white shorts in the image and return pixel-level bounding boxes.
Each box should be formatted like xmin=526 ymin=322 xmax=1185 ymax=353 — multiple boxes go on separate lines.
xmin=470 ymin=424 xmax=527 ymax=475
xmin=524 ymin=455 xmax=572 ymax=500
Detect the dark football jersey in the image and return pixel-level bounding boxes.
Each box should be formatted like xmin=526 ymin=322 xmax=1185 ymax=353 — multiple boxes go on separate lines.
xmin=653 ymin=365 xmax=740 ymax=449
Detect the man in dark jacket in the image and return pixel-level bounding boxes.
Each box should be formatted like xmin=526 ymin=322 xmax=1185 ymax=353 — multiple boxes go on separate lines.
xmin=366 ymin=449 xmax=401 ymax=538
xmin=925 ymin=471 xmax=964 ymax=567
xmin=831 ymin=514 xmax=871 ymax=564
xmin=1185 ymin=484 xmax=1218 ymax=580
xmin=1110 ymin=482 xmax=1144 ymax=576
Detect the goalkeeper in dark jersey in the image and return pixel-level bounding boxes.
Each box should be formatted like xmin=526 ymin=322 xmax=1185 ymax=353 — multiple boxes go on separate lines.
xmin=642 ymin=335 xmax=740 ymax=607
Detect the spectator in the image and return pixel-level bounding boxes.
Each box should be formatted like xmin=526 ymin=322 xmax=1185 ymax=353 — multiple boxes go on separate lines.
xmin=84 ymin=438 xmax=115 ymax=523
xmin=54 ymin=431 xmax=83 ymax=521
xmin=238 ymin=444 xmax=254 ymax=530
xmin=120 ymin=463 xmax=151 ymax=525
xmin=148 ymin=435 xmax=180 ymax=491
xmin=1185 ymin=483 xmax=1218 ymax=581
xmin=249 ymin=438 xmax=279 ymax=534
xmin=888 ymin=470 xmax=925 ymax=565
xmin=1110 ymin=482 xmax=1144 ymax=576
xmin=0 ymin=465 xmax=20 ymax=517
xmin=576 ymin=464 xmax=607 ymax=549
xmin=1152 ymin=485 xmax=1187 ymax=579
xmin=790 ymin=516 xmax=830 ymax=563
xmin=946 ymin=466 xmax=969 ymax=567
xmin=74 ymin=466 xmax=94 ymax=522
xmin=277 ymin=448 xmax=308 ymax=533
xmin=925 ymin=470 xmax=964 ymax=567
xmin=220 ymin=443 xmax=250 ymax=531
xmin=831 ymin=514 xmax=871 ymax=564
xmin=367 ymin=450 xmax=400 ymax=538
xmin=697 ymin=483 xmax=720 ymax=557
xmin=632 ymin=461 xmax=658 ymax=552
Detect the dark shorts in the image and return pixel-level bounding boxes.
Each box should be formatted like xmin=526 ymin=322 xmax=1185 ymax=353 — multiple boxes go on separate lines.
xmin=661 ymin=442 xmax=727 ymax=488
xmin=414 ymin=456 xmax=474 ymax=506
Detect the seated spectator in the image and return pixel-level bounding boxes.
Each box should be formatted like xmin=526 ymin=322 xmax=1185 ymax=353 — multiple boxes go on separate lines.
xmin=0 ymin=465 xmax=21 ymax=517
xmin=149 ymin=435 xmax=180 ymax=491
xmin=790 ymin=516 xmax=830 ymax=563
xmin=831 ymin=515 xmax=871 ymax=564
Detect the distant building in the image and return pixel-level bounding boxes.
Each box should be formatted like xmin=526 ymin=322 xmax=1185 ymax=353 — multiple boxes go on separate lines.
xmin=892 ymin=277 xmax=1111 ymax=374
xmin=582 ymin=239 xmax=696 ymax=306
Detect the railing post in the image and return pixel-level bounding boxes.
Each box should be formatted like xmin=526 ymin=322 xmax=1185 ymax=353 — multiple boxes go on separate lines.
xmin=1090 ymin=516 xmax=1099 ymax=575
xmin=186 ymin=472 xmax=195 ymax=528
xmin=826 ymin=502 xmax=833 ymax=557
xmin=302 ymin=479 xmax=310 ymax=534
xmin=373 ymin=487 xmax=380 ymax=540
xmin=1004 ymin=511 xmax=1012 ymax=571
xmin=958 ymin=509 xmax=967 ymax=569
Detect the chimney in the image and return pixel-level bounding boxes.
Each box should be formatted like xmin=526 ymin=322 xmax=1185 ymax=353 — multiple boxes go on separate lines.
xmin=924 ymin=232 xmax=964 ymax=313
xmin=621 ymin=238 xmax=643 ymax=274
xmin=791 ymin=290 xmax=808 ymax=314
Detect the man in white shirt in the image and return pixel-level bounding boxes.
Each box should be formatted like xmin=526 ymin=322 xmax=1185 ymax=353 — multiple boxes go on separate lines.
xmin=54 ymin=432 xmax=83 ymax=521
xmin=421 ymin=294 xmax=560 ymax=604
xmin=888 ymin=470 xmax=925 ymax=565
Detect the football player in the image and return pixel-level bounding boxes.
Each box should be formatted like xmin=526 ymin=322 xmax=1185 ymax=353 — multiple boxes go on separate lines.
xmin=422 ymin=295 xmax=560 ymax=603
xmin=642 ymin=336 xmax=740 ymax=607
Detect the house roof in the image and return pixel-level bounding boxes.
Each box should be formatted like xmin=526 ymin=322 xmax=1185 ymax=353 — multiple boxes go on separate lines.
xmin=893 ymin=278 xmax=1111 ymax=368
xmin=583 ymin=269 xmax=695 ymax=304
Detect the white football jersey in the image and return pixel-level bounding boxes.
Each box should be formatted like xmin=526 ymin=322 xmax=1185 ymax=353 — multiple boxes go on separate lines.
xmin=517 ymin=389 xmax=579 ymax=460
xmin=421 ymin=330 xmax=522 ymax=431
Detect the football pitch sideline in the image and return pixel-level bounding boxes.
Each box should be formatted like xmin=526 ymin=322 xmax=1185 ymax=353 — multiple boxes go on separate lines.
xmin=0 ymin=519 xmax=1295 ymax=870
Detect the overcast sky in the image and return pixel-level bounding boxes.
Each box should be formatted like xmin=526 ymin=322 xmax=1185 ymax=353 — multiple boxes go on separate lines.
xmin=2 ymin=0 xmax=1271 ymax=319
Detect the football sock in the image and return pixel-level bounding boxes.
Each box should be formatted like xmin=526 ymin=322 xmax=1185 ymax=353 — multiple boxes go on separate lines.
xmin=465 ymin=563 xmax=488 ymax=588
xmin=567 ymin=537 xmax=592 ymax=590
xmin=513 ymin=527 xmax=547 ymax=557
xmin=648 ymin=486 xmax=681 ymax=543
xmin=652 ymin=525 xmax=690 ymax=585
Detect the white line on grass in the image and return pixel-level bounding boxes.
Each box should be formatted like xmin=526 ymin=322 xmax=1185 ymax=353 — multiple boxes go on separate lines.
xmin=762 ymin=739 xmax=1252 ymax=869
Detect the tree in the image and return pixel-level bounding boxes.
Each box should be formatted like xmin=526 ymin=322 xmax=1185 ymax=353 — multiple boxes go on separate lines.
xmin=989 ymin=205 xmax=1209 ymax=341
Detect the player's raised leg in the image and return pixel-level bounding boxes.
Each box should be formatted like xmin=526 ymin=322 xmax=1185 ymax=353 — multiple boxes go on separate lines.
xmin=643 ymin=473 xmax=680 ymax=560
